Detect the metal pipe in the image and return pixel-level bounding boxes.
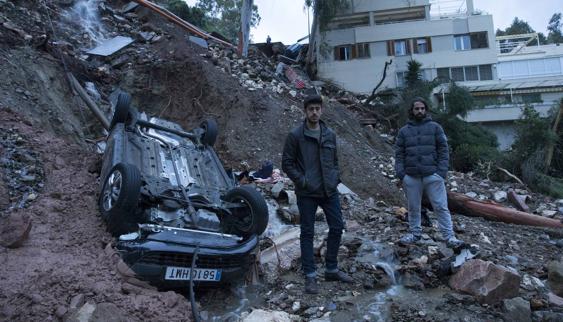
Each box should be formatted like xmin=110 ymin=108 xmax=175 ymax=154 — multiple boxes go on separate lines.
xmin=132 ymin=0 xmax=235 ymax=48
xmin=136 ymin=119 xmax=197 ymax=140
xmin=68 ymin=73 xmax=110 ymax=130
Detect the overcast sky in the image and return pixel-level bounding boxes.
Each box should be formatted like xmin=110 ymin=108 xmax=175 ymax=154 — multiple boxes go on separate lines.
xmin=184 ymin=0 xmax=561 ymax=44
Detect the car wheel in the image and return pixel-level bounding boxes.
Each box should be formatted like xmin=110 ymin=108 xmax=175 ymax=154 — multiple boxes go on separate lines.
xmin=224 ymin=185 xmax=269 ymax=237
xmin=110 ymin=92 xmax=132 ymax=130
xmin=200 ymin=119 xmax=218 ymax=146
xmin=99 ymin=163 xmax=141 ymax=236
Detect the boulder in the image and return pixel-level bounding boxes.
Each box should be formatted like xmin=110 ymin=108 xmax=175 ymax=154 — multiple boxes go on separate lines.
xmin=502 ymin=297 xmax=531 ymax=322
xmin=91 ymin=303 xmax=128 ymax=322
xmin=548 ymin=259 xmax=563 ymax=297
xmin=449 ymin=259 xmax=521 ymax=304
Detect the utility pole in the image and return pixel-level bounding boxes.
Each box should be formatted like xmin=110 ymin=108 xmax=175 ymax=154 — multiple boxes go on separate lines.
xmin=240 ymin=0 xmax=253 ymax=57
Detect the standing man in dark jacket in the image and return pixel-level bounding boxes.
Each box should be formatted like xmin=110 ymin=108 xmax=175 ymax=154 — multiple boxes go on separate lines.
xmin=282 ymin=94 xmax=353 ymax=294
xmin=395 ymin=97 xmax=464 ymax=248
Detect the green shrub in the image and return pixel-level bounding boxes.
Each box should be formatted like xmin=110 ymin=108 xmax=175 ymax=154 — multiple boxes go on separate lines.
xmin=452 ymin=143 xmax=503 ymax=173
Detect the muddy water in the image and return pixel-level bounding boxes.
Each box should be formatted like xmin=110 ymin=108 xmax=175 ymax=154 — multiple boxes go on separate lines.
xmin=200 ymin=285 xmax=265 ymax=321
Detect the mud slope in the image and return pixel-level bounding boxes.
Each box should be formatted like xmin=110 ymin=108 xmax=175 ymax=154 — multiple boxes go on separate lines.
xmin=0 ymin=109 xmax=193 ymax=321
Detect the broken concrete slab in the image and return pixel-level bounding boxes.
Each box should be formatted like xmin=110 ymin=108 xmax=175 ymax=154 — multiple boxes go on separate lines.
xmin=121 ymin=1 xmax=139 ymax=13
xmin=189 ymin=35 xmax=208 ymax=48
xmin=242 ymin=309 xmax=291 ymax=322
xmin=86 ymin=36 xmax=133 ymax=57
xmin=449 ymin=259 xmax=521 ymax=304
xmin=259 ymin=227 xmax=300 ymax=283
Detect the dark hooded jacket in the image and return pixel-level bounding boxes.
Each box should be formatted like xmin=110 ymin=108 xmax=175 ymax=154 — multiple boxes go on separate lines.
xmin=282 ymin=120 xmax=340 ymax=197
xmin=394 ymin=116 xmax=449 ymax=180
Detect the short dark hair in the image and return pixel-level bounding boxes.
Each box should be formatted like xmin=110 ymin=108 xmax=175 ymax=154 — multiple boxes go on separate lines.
xmin=408 ymin=97 xmax=430 ymax=119
xmin=303 ymin=94 xmax=323 ymax=109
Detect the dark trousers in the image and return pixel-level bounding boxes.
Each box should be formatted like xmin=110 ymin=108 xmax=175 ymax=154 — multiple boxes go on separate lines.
xmin=297 ymin=194 xmax=344 ymax=276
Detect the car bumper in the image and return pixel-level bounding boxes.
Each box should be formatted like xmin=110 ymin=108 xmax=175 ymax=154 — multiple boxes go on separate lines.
xmin=116 ymin=228 xmax=258 ymax=288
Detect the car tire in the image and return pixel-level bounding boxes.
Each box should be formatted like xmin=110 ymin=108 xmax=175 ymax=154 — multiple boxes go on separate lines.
xmin=110 ymin=92 xmax=132 ymax=130
xmin=200 ymin=119 xmax=218 ymax=146
xmin=224 ymin=185 xmax=269 ymax=237
xmin=99 ymin=163 xmax=141 ymax=236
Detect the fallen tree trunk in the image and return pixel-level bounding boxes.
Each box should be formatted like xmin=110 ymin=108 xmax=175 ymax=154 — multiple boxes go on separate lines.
xmin=447 ymin=192 xmax=563 ymax=229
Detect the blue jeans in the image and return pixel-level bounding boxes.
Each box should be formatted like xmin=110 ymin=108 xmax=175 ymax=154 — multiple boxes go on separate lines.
xmin=297 ymin=194 xmax=344 ymax=277
xmin=403 ymin=174 xmax=454 ymax=239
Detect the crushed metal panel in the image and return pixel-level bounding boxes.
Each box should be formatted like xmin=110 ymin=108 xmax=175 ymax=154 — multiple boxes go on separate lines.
xmin=87 ymin=36 xmax=134 ymax=57
xmin=188 ymin=36 xmax=208 ymax=49
xmin=121 ymin=2 xmax=139 ymax=13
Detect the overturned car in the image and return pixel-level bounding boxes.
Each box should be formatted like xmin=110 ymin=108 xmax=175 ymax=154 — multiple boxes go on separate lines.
xmin=98 ymin=92 xmax=269 ymax=287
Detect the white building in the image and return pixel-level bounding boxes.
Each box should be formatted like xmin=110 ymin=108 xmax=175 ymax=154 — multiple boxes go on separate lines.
xmin=316 ymin=0 xmax=497 ymax=93
xmin=461 ymin=42 xmax=563 ymax=150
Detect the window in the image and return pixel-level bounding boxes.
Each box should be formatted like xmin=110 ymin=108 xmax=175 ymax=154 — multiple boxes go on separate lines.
xmin=451 ymin=67 xmax=464 ymax=81
xmin=396 ymin=71 xmax=407 ymax=88
xmin=437 ymin=64 xmax=494 ymax=82
xmin=414 ymin=37 xmax=432 ymax=54
xmin=437 ymin=68 xmax=450 ymax=80
xmin=470 ymin=32 xmax=488 ymax=49
xmin=479 ymin=64 xmax=493 ymax=80
xmin=394 ymin=40 xmax=408 ymax=56
xmin=334 ymin=43 xmax=370 ymax=61
xmin=464 ymin=66 xmax=479 ymax=81
xmin=454 ymin=32 xmax=488 ymax=50
xmin=454 ymin=35 xmax=471 ymax=50
xmin=334 ymin=45 xmax=352 ymax=61
xmin=356 ymin=43 xmax=370 ymax=58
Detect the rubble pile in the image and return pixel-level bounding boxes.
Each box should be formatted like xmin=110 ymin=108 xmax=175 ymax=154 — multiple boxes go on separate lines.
xmin=1 ymin=0 xmax=563 ymax=321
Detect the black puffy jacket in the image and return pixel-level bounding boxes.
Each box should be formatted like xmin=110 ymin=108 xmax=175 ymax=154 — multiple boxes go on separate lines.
xmin=394 ymin=116 xmax=449 ymax=180
xmin=282 ymin=120 xmax=340 ymax=197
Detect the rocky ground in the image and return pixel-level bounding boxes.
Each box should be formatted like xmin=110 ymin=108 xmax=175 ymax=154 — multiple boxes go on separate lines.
xmin=1 ymin=0 xmax=563 ymax=322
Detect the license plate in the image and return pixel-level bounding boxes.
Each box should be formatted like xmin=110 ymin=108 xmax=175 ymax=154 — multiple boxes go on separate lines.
xmin=165 ymin=266 xmax=222 ymax=282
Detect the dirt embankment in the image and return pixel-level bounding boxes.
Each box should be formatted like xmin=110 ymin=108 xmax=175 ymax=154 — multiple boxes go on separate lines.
xmin=0 ymin=109 xmax=194 ymax=321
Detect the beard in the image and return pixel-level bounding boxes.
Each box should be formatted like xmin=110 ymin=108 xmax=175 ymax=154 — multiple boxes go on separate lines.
xmin=414 ymin=113 xmax=425 ymax=120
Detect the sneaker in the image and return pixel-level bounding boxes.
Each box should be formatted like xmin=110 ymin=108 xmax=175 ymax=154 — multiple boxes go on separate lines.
xmin=399 ymin=233 xmax=421 ymax=245
xmin=446 ymin=237 xmax=466 ymax=249
xmin=305 ymin=276 xmax=319 ymax=294
xmin=325 ymin=270 xmax=353 ymax=283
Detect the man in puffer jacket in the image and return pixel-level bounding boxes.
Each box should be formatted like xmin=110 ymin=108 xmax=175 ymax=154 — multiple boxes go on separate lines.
xmin=394 ymin=97 xmax=465 ymax=248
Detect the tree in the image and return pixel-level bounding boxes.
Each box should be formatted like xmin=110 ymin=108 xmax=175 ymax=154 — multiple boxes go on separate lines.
xmin=444 ymin=82 xmax=474 ymax=118
xmin=405 ymin=60 xmax=422 ymax=88
xmin=496 ymin=17 xmax=547 ymax=44
xmin=547 ymin=12 xmax=563 ymax=44
xmin=304 ymin=0 xmax=349 ymax=77
xmin=195 ymin=0 xmax=261 ymax=43
xmin=167 ymin=0 xmax=206 ymax=28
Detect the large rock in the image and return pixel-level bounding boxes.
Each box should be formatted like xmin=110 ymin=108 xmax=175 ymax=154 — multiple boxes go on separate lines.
xmin=0 ymin=212 xmax=31 ymax=248
xmin=242 ymin=309 xmax=291 ymax=322
xmin=502 ymin=297 xmax=531 ymax=322
xmin=449 ymin=259 xmax=521 ymax=304
xmin=259 ymin=227 xmax=300 ymax=283
xmin=548 ymin=259 xmax=563 ymax=297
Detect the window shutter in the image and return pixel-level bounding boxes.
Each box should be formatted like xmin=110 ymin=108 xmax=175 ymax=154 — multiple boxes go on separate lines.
xmin=334 ymin=47 xmax=340 ymax=60
xmin=387 ymin=40 xmax=395 ymax=56
xmin=406 ymin=39 xmax=411 ymax=54
xmin=426 ymin=37 xmax=432 ymax=53
xmin=351 ymin=45 xmax=357 ymax=59
xmin=413 ymin=39 xmax=419 ymax=54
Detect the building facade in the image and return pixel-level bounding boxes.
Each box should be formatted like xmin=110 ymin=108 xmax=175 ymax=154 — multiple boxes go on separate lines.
xmin=316 ymin=0 xmax=497 ymax=93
